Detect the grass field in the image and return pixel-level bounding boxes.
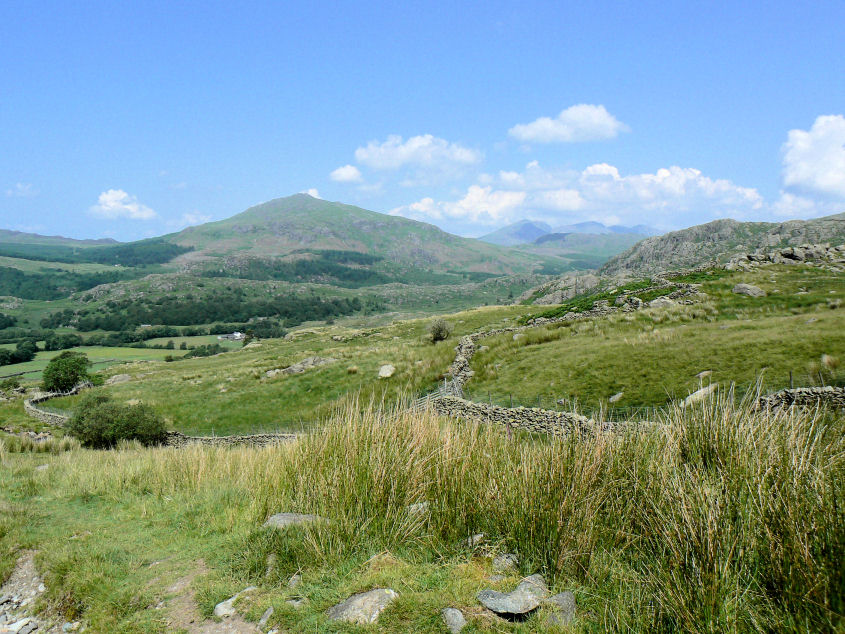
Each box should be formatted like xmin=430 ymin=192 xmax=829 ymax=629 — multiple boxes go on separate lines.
xmin=470 ymin=263 xmax=845 ymax=411
xmin=1 ymin=398 xmax=842 ymax=632
xmin=0 ymin=346 xmax=188 ymax=379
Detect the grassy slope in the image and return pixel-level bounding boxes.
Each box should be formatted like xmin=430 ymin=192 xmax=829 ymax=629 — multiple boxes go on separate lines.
xmin=468 ymin=264 xmax=845 ymax=410
xmin=27 ymin=306 xmax=534 ymax=435
xmin=1 ymin=400 xmax=842 ymax=632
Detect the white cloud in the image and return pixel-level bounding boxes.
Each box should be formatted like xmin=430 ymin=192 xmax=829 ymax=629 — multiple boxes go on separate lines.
xmin=509 ymin=104 xmax=628 ymax=143
xmin=330 ymin=164 xmax=363 ymax=183
xmin=5 ymin=182 xmax=37 ymax=198
xmin=88 ymin=189 xmax=157 ymax=220
xmin=391 ymin=162 xmax=766 ymax=230
xmin=303 ymin=188 xmax=322 ymax=199
xmin=391 ymin=185 xmax=526 ymax=224
xmin=179 ymin=212 xmax=212 ymax=226
xmin=354 ymin=134 xmax=482 ymax=170
xmin=782 ymin=114 xmax=845 ymax=199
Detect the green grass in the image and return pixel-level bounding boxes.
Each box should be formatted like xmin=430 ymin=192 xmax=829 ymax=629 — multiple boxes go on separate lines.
xmin=0 ymin=346 xmax=186 ymax=379
xmin=471 ymin=264 xmax=845 ymax=410
xmin=16 ymin=305 xmax=534 ymax=435
xmin=0 ymin=398 xmax=842 ymax=632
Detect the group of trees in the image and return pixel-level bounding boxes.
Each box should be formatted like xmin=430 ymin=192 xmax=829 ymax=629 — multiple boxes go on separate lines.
xmin=0 ymin=340 xmax=36 ymax=366
xmin=0 ymin=312 xmax=15 ymax=329
xmin=0 ymin=266 xmax=131 ymax=300
xmin=42 ymin=289 xmax=379 ymax=331
xmin=0 ymin=237 xmax=192 ymax=267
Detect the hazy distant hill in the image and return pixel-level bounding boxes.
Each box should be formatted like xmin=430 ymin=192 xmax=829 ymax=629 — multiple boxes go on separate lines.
xmin=478 ymin=220 xmax=553 ymax=246
xmin=167 ymin=194 xmax=564 ymax=274
xmin=601 ymin=212 xmax=845 ymax=276
xmin=0 ymin=229 xmax=118 ymax=246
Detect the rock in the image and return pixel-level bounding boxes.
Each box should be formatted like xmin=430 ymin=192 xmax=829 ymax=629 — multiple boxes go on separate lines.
xmin=466 ymin=533 xmax=485 ymax=548
xmin=441 ymin=607 xmax=467 ymax=633
xmin=608 ymin=391 xmax=624 ymax=403
xmin=545 ymin=591 xmax=576 ymax=625
xmin=682 ymin=383 xmax=718 ymax=406
xmin=105 ymin=373 xmax=131 ymax=385
xmin=213 ymin=586 xmax=257 ymax=617
xmin=695 ymin=370 xmax=712 ymax=379
xmin=267 ymin=356 xmax=336 ymax=378
xmin=263 ymin=513 xmax=326 ymax=529
xmin=732 ymin=283 xmax=766 ymax=297
xmin=286 ymin=597 xmax=307 ymax=608
xmin=648 ymin=296 xmax=675 ymax=308
xmin=258 ymin=606 xmax=274 ymax=628
xmin=326 ymin=588 xmax=398 ymax=624
xmin=378 ymin=364 xmax=396 ymax=379
xmin=492 ymin=553 xmax=518 ymax=575
xmin=287 ymin=573 xmax=301 ymax=589
xmin=35 ymin=464 xmax=48 ymax=472
xmin=264 ymin=553 xmax=277 ymax=579
xmin=477 ymin=574 xmax=548 ymax=618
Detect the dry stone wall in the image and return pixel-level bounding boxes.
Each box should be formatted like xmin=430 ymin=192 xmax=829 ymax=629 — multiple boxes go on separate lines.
xmin=757 ymin=386 xmax=845 ymax=411
xmin=430 ymin=396 xmax=620 ymax=435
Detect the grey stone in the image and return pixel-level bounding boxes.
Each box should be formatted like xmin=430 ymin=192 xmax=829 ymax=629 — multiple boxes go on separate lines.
xmin=648 ymin=296 xmax=675 ymax=308
xmin=441 ymin=607 xmax=467 ymax=633
xmin=477 ymin=574 xmax=549 ymax=618
xmin=287 ymin=573 xmax=301 ymax=589
xmin=608 ymin=391 xmax=624 ymax=403
xmin=407 ymin=501 xmax=429 ymax=515
xmin=466 ymin=533 xmax=485 ymax=548
xmin=263 ymin=513 xmax=325 ymax=530
xmin=105 ymin=373 xmax=131 ymax=385
xmin=378 ymin=364 xmax=396 ymax=379
xmin=213 ymin=586 xmax=257 ymax=617
xmin=682 ymin=383 xmax=718 ymax=406
xmin=545 ymin=591 xmax=576 ymax=625
xmin=258 ymin=606 xmax=274 ymax=628
xmin=492 ymin=553 xmax=518 ymax=574
xmin=732 ymin=283 xmax=766 ymax=297
xmin=326 ymin=588 xmax=398 ymax=624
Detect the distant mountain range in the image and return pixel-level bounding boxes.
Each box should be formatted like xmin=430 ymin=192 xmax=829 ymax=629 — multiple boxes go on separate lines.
xmin=601 ymin=212 xmax=845 ymax=276
xmin=478 ymin=219 xmax=660 ymax=246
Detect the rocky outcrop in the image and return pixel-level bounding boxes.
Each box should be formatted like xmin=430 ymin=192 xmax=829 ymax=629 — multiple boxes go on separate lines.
xmin=601 ymin=214 xmax=845 ymax=276
xmin=725 ymin=243 xmax=845 ymax=272
xmin=326 ymin=588 xmax=398 ymax=624
xmin=265 ymin=356 xmax=336 ymax=378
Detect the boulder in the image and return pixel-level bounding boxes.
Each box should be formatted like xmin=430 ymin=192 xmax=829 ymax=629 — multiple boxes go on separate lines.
xmin=492 ymin=553 xmax=518 ymax=575
xmin=648 ymin=296 xmax=675 ymax=308
xmin=608 ymin=391 xmax=624 ymax=403
xmin=263 ymin=512 xmax=326 ymax=529
xmin=105 ymin=373 xmax=131 ymax=385
xmin=732 ymin=283 xmax=766 ymax=297
xmin=477 ymin=574 xmax=548 ymax=619
xmin=378 ymin=364 xmax=396 ymax=379
xmin=267 ymin=356 xmax=336 ymax=378
xmin=682 ymin=383 xmax=718 ymax=407
xmin=441 ymin=607 xmax=467 ymax=633
xmin=545 ymin=591 xmax=576 ymax=625
xmin=326 ymin=588 xmax=398 ymax=624
xmin=213 ymin=586 xmax=257 ymax=617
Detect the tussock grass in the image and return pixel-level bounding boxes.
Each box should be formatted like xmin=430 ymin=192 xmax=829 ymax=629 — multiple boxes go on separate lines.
xmin=0 ymin=433 xmax=79 ymax=457
xmin=8 ymin=396 xmax=841 ymax=631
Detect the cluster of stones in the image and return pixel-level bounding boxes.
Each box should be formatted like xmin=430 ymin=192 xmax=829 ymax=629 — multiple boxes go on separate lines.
xmin=0 ymin=552 xmax=79 ymax=634
xmin=757 ymin=386 xmax=845 ymax=411
xmin=265 ymin=356 xmax=336 ymax=378
xmin=725 ymin=243 xmax=845 ymax=272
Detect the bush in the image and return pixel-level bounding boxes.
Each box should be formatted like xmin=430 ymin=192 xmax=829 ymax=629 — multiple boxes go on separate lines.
xmin=42 ymin=351 xmax=90 ymax=392
xmin=66 ymin=393 xmax=166 ymax=449
xmin=428 ymin=318 xmax=452 ymax=343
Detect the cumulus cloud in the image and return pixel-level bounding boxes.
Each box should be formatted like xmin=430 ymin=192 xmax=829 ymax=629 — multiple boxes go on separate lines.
xmin=330 ymin=164 xmax=363 ymax=183
xmin=354 ymin=134 xmax=482 ymax=171
xmin=302 ymin=188 xmax=322 ymax=199
xmin=390 ymin=185 xmax=526 ymax=224
xmin=782 ymin=114 xmax=845 ymax=199
xmin=5 ymin=182 xmax=37 ymax=198
xmin=391 ymin=161 xmax=766 ymax=230
xmin=88 ymin=189 xmax=156 ymax=220
xmin=509 ymin=104 xmax=629 ymax=143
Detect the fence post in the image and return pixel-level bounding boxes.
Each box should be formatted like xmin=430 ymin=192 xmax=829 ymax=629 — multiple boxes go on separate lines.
xmin=538 ymin=394 xmax=541 ymax=408
xmin=789 ymin=370 xmax=793 ymax=389
xmin=488 ymin=391 xmax=491 ymax=405
xmin=509 ymin=394 xmax=513 ymax=408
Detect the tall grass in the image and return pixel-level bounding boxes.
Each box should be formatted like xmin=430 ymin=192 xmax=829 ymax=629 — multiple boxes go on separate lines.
xmin=43 ymin=397 xmax=844 ymax=632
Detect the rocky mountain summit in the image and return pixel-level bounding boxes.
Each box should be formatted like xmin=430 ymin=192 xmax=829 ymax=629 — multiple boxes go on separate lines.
xmin=600 ymin=212 xmax=845 ymax=276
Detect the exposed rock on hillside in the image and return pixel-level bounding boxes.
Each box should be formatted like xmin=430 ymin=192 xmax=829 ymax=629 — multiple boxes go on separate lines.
xmin=600 ymin=213 xmax=845 ymax=276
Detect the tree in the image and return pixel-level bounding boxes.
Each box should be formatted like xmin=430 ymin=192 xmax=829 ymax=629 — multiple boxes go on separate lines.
xmin=429 ymin=318 xmax=452 ymax=343
xmin=11 ymin=340 xmax=37 ymax=363
xmin=42 ymin=350 xmax=90 ymax=392
xmin=66 ymin=393 xmax=166 ymax=448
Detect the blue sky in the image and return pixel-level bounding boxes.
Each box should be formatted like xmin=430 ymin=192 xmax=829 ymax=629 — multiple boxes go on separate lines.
xmin=2 ymin=1 xmax=844 ymax=240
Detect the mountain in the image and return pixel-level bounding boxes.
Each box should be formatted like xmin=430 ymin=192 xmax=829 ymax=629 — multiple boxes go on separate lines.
xmin=478 ymin=220 xmax=553 ymax=246
xmin=516 ymin=232 xmax=646 ymax=269
xmin=601 ymin=212 xmax=845 ymax=276
xmin=0 ymin=229 xmax=118 ymax=246
xmin=553 ymin=221 xmax=659 ymax=236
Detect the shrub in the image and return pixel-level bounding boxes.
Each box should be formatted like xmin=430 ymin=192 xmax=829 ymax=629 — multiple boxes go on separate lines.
xmin=66 ymin=393 xmax=166 ymax=449
xmin=42 ymin=350 xmax=90 ymax=392
xmin=428 ymin=318 xmax=452 ymax=343
xmin=0 ymin=376 xmax=21 ymax=393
